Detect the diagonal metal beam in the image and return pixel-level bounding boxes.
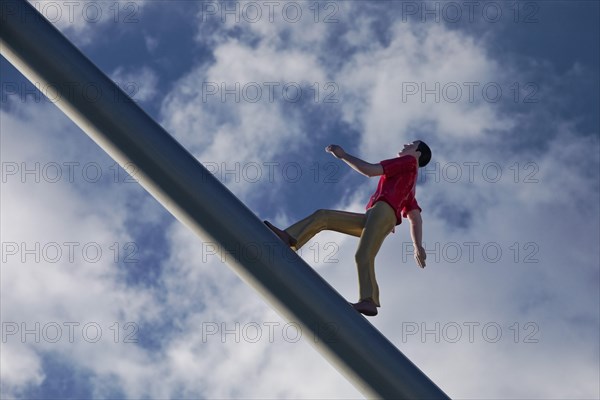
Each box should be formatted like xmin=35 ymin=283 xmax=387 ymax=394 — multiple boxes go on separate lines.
xmin=0 ymin=1 xmax=450 ymax=398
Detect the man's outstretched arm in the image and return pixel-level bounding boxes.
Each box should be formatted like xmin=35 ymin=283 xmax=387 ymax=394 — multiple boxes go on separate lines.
xmin=326 ymin=144 xmax=383 ymax=177
xmin=407 ymin=209 xmax=426 ymax=268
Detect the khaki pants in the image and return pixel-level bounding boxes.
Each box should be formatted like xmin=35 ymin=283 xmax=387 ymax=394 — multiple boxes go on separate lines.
xmin=284 ymin=201 xmax=397 ymax=307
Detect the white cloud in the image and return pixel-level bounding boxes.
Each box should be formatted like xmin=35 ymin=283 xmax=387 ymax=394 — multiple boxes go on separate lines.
xmin=0 ymin=344 xmax=45 ymax=392
xmin=1 ymin=100 xmax=165 ymax=397
xmin=110 ymin=66 xmax=159 ymax=103
xmin=194 ymin=1 xmax=333 ymax=51
xmin=160 ymin=38 xmax=330 ymax=198
xmin=143 ymin=34 xmax=159 ymax=53
xmin=26 ymin=0 xmax=150 ymax=46
xmin=335 ymin=22 xmax=516 ymax=160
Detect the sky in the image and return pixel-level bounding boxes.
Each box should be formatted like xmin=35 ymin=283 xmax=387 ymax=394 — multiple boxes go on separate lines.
xmin=1 ymin=0 xmax=599 ymax=399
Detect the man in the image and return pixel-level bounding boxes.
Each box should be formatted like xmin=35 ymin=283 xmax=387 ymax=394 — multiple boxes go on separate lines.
xmin=265 ymin=140 xmax=431 ymax=317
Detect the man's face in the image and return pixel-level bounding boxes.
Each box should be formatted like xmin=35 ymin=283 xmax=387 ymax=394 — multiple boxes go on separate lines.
xmin=398 ymin=141 xmax=420 ymax=157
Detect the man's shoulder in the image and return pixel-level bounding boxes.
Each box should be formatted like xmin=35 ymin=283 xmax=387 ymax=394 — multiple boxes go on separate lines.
xmin=380 ymin=155 xmax=418 ymax=175
xmin=381 ymin=155 xmax=417 ymax=164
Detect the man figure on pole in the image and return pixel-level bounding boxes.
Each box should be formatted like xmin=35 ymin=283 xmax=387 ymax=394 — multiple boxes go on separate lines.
xmin=265 ymin=140 xmax=431 ymax=316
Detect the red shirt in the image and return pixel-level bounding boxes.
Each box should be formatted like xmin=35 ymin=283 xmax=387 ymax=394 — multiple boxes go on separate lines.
xmin=365 ymin=155 xmax=422 ymax=226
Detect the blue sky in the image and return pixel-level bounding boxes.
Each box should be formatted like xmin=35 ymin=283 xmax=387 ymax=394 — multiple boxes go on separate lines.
xmin=1 ymin=1 xmax=599 ymax=398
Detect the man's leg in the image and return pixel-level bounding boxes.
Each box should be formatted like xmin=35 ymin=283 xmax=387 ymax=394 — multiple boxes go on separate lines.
xmin=285 ymin=209 xmax=366 ymax=251
xmin=354 ymin=201 xmax=397 ymax=307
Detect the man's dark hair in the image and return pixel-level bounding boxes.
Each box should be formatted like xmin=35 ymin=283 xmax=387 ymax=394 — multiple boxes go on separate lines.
xmin=416 ymin=140 xmax=431 ymax=168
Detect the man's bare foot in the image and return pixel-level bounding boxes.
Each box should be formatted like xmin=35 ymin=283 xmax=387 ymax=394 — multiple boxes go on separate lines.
xmin=264 ymin=221 xmax=298 ymax=247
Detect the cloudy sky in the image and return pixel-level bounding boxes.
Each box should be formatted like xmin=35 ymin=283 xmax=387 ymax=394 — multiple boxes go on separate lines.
xmin=1 ymin=0 xmax=599 ymax=398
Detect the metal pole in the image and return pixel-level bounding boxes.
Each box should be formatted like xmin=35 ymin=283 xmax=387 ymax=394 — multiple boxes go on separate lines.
xmin=0 ymin=1 xmax=449 ymax=398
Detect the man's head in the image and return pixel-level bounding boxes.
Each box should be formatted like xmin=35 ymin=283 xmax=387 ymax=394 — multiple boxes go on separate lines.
xmin=398 ymin=140 xmax=432 ymax=168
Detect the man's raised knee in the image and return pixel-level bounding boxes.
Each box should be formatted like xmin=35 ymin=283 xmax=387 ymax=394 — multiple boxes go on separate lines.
xmin=312 ymin=209 xmax=328 ymax=221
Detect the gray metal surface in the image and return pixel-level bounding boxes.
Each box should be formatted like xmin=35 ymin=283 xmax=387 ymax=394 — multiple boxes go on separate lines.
xmin=0 ymin=1 xmax=450 ymax=398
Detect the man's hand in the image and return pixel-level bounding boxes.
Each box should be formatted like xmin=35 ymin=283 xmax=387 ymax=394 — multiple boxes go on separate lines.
xmin=414 ymin=245 xmax=426 ymax=268
xmin=326 ymin=144 xmax=346 ymax=159
xmin=325 ymin=145 xmax=383 ymax=177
